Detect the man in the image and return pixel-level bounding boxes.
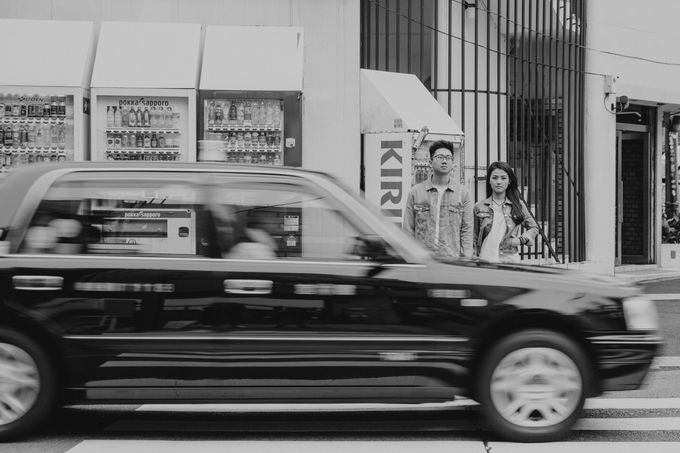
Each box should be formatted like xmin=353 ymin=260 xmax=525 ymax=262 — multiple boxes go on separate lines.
xmin=403 ymin=140 xmax=473 ymax=258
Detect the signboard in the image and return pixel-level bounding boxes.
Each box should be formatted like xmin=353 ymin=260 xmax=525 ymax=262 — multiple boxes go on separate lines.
xmin=363 ymin=132 xmax=412 ymax=227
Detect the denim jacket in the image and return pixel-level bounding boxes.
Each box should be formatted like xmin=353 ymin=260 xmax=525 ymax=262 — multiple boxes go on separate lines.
xmin=403 ymin=178 xmax=473 ymax=258
xmin=473 ymin=197 xmax=539 ymax=258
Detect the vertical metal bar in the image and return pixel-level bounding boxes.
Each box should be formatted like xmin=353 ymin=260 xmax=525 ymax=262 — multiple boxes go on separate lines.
xmin=519 ymin=0 xmax=527 ymax=200
xmin=532 ymin=0 xmax=543 ymax=259
xmin=474 ymin=0 xmax=480 ymax=201
xmin=396 ymin=0 xmax=401 ymax=72
xmin=461 ymin=0 xmax=466 ymax=170
xmin=420 ymin=0 xmax=425 ymax=80
xmin=407 ymin=0 xmax=412 ymax=73
xmin=374 ymin=0 xmax=380 ymax=69
xmin=448 ymin=0 xmax=452 ymax=115
xmin=527 ymin=0 xmax=533 ymax=241
xmin=512 ymin=0 xmax=518 ymax=170
xmin=578 ymin=0 xmax=586 ymax=260
xmin=540 ymin=0 xmax=547 ymax=261
xmin=497 ymin=0 xmax=503 ymax=161
xmin=562 ymin=0 xmax=569 ymax=263
xmin=385 ymin=0 xmax=390 ymax=71
xmin=433 ymin=0 xmax=438 ymax=96
xmin=486 ymin=0 xmax=491 ymax=168
xmin=364 ymin=0 xmax=371 ymax=68
xmin=547 ymin=0 xmax=554 ymax=261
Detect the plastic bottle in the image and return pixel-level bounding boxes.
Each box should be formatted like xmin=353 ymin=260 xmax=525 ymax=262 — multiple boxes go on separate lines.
xmin=121 ymin=106 xmax=129 ymax=127
xmin=215 ymin=102 xmax=224 ymax=125
xmin=106 ymin=106 xmax=114 ymax=128
xmin=142 ymin=107 xmax=150 ymax=128
xmin=207 ymin=101 xmax=216 ymax=126
xmin=58 ymin=97 xmax=66 ymax=117
xmin=113 ymin=106 xmax=122 ymax=127
xmin=136 ymin=107 xmax=143 ymax=127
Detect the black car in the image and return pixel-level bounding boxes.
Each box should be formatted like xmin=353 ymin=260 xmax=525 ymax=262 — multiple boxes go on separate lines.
xmin=0 ymin=162 xmax=661 ymax=442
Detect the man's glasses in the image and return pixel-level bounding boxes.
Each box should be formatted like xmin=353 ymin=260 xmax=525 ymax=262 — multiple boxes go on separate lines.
xmin=432 ymin=155 xmax=454 ymax=162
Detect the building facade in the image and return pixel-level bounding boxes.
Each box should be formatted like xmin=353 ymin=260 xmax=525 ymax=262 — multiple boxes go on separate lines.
xmin=3 ymin=0 xmax=680 ymax=273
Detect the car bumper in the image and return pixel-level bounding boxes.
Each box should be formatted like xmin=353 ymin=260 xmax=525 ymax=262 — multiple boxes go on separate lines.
xmin=588 ymin=334 xmax=664 ymax=393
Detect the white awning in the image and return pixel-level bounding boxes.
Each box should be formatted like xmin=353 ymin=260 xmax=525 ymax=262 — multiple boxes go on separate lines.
xmin=200 ymin=25 xmax=304 ymax=92
xmin=91 ymin=21 xmax=202 ymax=89
xmin=0 ymin=19 xmax=94 ymax=88
xmin=361 ymin=69 xmax=464 ymax=138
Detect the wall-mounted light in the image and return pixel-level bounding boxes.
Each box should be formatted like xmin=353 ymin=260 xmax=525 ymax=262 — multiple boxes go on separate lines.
xmin=464 ymin=1 xmax=477 ymax=20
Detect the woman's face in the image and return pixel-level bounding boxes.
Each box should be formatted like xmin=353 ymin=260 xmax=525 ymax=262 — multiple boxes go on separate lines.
xmin=489 ymin=168 xmax=510 ymax=196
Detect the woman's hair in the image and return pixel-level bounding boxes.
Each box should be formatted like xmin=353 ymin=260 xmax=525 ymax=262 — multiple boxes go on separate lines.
xmin=485 ymin=161 xmax=525 ymax=222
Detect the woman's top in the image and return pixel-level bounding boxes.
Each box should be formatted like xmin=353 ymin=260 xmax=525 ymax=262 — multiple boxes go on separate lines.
xmin=473 ymin=196 xmax=539 ymax=262
xmin=478 ymin=202 xmax=505 ymax=262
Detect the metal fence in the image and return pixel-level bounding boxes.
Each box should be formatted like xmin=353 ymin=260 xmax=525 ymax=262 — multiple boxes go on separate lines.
xmin=361 ymin=0 xmax=586 ymax=263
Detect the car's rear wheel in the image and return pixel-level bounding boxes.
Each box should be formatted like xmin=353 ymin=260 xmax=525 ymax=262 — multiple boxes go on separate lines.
xmin=0 ymin=328 xmax=56 ymax=440
xmin=476 ymin=329 xmax=589 ymax=442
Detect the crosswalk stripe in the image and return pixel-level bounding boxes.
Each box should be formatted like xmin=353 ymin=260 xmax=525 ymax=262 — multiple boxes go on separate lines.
xmin=489 ymin=442 xmax=680 ymax=453
xmin=62 ymin=439 xmax=680 ymax=453
xmin=647 ymin=293 xmax=680 ymax=300
xmin=66 ymin=440 xmax=486 ymax=453
xmin=574 ymin=416 xmax=680 ymax=430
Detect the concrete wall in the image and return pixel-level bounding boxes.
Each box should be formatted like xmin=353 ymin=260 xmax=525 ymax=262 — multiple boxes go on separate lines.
xmin=0 ymin=0 xmax=361 ymax=191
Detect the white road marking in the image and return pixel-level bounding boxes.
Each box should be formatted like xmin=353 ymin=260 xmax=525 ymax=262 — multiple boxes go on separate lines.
xmin=489 ymin=442 xmax=680 ymax=453
xmin=653 ymin=356 xmax=680 ymax=367
xmin=585 ymin=397 xmax=680 ymax=409
xmin=574 ymin=417 xmax=680 ymax=430
xmin=66 ymin=440 xmax=487 ymax=453
xmin=647 ymin=293 xmax=680 ymax=300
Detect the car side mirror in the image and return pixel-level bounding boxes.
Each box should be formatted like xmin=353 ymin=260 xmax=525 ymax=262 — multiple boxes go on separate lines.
xmin=352 ymin=234 xmax=399 ymax=262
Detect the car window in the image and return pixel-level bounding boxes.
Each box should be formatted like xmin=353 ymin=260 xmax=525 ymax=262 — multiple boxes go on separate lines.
xmin=19 ymin=172 xmax=210 ymax=257
xmin=209 ymin=179 xmax=375 ymax=261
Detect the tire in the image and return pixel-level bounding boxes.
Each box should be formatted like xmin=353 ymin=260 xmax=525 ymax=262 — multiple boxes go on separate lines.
xmin=0 ymin=327 xmax=57 ymax=441
xmin=475 ymin=329 xmax=590 ymax=442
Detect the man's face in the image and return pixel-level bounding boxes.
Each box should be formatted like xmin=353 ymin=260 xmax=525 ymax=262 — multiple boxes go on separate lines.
xmin=431 ymin=148 xmax=454 ymax=175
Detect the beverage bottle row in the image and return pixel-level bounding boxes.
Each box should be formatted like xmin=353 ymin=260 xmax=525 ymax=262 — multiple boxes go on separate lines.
xmin=223 ymin=149 xmax=282 ymax=166
xmin=106 ymin=151 xmax=179 ymax=161
xmin=204 ymin=131 xmax=281 ymax=148
xmin=1 ymin=151 xmax=67 ymax=172
xmin=106 ymin=132 xmax=179 ymax=149
xmin=107 ymin=105 xmax=179 ymax=129
xmin=0 ymin=95 xmax=67 ymax=118
xmin=1 ymin=123 xmax=66 ymax=149
xmin=206 ymin=99 xmax=282 ymax=128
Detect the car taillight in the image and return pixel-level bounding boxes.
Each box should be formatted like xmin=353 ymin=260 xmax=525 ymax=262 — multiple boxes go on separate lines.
xmin=622 ymin=296 xmax=659 ymax=331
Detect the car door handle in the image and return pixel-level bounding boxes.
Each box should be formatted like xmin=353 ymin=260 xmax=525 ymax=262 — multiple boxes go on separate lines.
xmin=12 ymin=275 xmax=64 ymax=291
xmin=224 ymin=279 xmax=273 ymax=295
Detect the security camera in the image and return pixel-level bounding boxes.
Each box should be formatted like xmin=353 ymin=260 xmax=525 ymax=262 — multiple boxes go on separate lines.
xmin=616 ymin=95 xmax=630 ymax=112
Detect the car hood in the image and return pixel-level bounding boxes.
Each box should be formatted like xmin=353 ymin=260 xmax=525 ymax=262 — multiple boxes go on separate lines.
xmin=426 ymin=257 xmax=642 ymax=298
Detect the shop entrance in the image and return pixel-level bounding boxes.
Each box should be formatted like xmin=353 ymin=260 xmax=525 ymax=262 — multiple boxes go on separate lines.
xmin=616 ymin=127 xmax=654 ymax=264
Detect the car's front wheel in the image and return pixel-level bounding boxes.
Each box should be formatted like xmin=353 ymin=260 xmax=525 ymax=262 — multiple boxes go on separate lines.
xmin=476 ymin=329 xmax=590 ymax=442
xmin=0 ymin=327 xmax=57 ymax=440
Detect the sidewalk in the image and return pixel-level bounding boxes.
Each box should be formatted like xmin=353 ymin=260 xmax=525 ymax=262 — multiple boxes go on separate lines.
xmin=614 ymin=265 xmax=680 ymax=284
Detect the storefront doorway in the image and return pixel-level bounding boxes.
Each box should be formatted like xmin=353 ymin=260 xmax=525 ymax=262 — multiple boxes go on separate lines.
xmin=616 ymin=121 xmax=654 ymax=265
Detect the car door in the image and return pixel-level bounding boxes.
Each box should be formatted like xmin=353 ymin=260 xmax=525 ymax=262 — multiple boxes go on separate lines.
xmin=3 ymin=169 xmax=220 ymax=399
xmin=186 ymin=172 xmax=468 ymax=402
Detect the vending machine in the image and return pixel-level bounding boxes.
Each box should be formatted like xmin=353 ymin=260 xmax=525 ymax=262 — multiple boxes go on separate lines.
xmin=360 ymin=69 xmax=465 ymax=226
xmin=89 ymin=21 xmax=202 ymax=163
xmin=0 ymin=19 xmax=95 ymax=173
xmin=198 ymin=25 xmax=303 ymax=166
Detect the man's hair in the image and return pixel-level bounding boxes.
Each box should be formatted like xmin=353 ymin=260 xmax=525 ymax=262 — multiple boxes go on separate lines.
xmin=428 ymin=140 xmax=454 ymax=159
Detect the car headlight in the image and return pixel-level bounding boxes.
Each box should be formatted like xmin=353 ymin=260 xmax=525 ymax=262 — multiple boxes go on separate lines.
xmin=622 ymin=296 xmax=659 ymax=331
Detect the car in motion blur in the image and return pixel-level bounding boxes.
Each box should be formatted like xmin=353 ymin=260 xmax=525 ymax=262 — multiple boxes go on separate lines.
xmin=0 ymin=162 xmax=662 ymax=442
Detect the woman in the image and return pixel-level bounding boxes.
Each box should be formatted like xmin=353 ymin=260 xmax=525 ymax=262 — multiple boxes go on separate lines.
xmin=473 ymin=161 xmax=538 ymax=263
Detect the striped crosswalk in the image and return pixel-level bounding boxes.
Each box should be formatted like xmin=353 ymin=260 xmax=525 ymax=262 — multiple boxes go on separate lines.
xmin=60 ymin=395 xmax=680 ymax=452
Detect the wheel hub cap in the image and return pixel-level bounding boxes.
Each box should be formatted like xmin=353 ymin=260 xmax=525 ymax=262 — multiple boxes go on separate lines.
xmin=0 ymin=343 xmax=40 ymax=426
xmin=490 ymin=347 xmax=582 ymax=427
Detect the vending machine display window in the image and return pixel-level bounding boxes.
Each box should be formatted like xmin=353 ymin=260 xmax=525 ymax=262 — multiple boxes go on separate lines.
xmin=96 ymin=96 xmax=188 ymax=162
xmin=0 ymin=92 xmax=74 ymax=172
xmin=199 ymin=97 xmax=284 ymax=165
